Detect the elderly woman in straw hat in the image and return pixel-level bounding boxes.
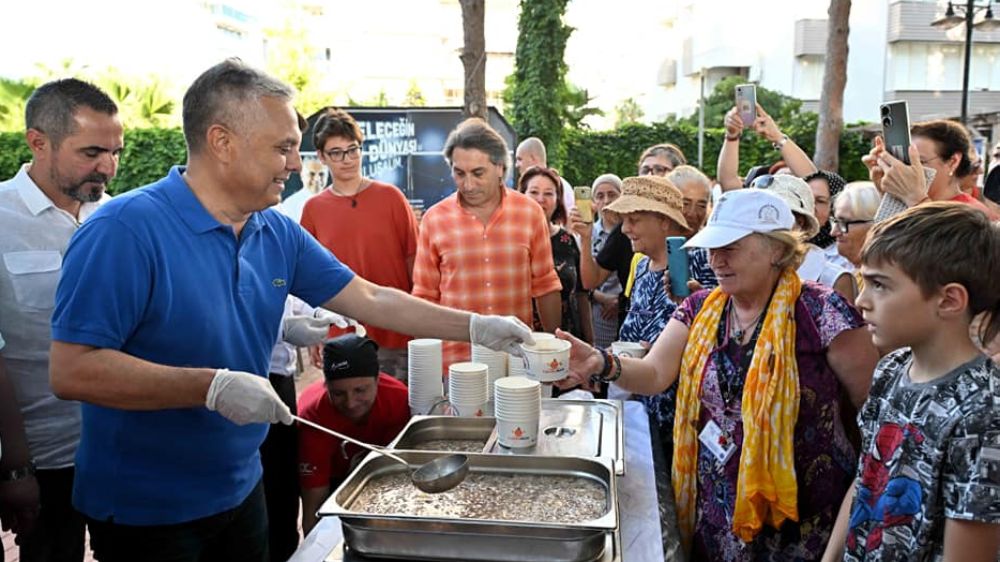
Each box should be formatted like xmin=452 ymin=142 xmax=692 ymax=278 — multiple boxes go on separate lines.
xmin=598 ymin=176 xmax=689 ymax=451
xmin=557 ymin=189 xmax=879 ymax=560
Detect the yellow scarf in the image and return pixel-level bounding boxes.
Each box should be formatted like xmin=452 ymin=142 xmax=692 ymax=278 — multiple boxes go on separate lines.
xmin=672 ymin=268 xmax=802 ymax=549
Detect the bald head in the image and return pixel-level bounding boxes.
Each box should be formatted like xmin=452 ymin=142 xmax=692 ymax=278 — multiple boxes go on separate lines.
xmin=515 ymin=137 xmax=547 ymax=177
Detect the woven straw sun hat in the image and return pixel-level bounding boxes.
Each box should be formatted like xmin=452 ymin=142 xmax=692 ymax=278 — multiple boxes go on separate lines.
xmin=602 ymin=175 xmax=689 ymax=231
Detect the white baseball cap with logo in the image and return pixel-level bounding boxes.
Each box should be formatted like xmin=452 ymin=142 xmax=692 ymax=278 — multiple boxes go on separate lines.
xmin=683 ymin=189 xmax=795 ymax=249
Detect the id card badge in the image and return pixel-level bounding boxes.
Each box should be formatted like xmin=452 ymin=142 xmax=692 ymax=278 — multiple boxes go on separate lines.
xmin=699 ymin=420 xmax=737 ymax=465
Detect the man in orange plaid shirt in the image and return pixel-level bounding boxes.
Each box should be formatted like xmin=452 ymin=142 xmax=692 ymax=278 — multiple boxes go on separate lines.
xmin=413 ymin=119 xmax=562 ymax=368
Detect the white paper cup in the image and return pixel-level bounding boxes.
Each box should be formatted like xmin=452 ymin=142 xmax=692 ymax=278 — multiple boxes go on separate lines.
xmin=518 ymin=339 xmax=571 ymax=382
xmin=497 ymin=417 xmax=539 ymax=448
xmin=449 ymin=400 xmax=487 ymax=417
xmin=531 ymin=332 xmax=556 ymax=341
xmin=611 ymin=341 xmax=648 ymax=359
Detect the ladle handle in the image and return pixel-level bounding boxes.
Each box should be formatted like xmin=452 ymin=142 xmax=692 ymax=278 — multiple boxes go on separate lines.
xmin=291 ymin=415 xmax=410 ymax=467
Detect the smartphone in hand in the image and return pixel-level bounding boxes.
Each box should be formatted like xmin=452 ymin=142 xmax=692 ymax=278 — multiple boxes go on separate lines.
xmin=735 ymin=84 xmax=757 ymax=127
xmin=875 ymin=100 xmax=923 ymax=221
xmin=667 ymin=237 xmax=690 ymax=298
xmin=574 ymin=186 xmax=593 ymax=223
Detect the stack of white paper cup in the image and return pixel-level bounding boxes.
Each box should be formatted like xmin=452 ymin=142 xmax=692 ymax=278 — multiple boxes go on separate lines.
xmin=471 ymin=345 xmax=507 ymax=401
xmin=448 ymin=362 xmax=489 ymax=417
xmin=408 ymin=339 xmax=444 ymax=415
xmin=494 ymin=377 xmax=541 ymax=448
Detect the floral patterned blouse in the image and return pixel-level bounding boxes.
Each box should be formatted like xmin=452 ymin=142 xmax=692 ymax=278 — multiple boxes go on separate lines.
xmin=672 ymin=282 xmax=864 ymax=561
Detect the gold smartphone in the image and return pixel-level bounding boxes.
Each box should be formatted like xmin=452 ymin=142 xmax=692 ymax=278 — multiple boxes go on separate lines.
xmin=574 ymin=186 xmax=593 ymax=223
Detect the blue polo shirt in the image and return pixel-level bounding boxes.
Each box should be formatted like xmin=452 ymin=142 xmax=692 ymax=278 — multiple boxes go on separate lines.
xmin=51 ymin=166 xmax=355 ymax=525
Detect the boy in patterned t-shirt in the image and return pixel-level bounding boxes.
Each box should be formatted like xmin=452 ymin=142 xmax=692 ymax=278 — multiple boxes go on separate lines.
xmin=823 ymin=203 xmax=1000 ymax=562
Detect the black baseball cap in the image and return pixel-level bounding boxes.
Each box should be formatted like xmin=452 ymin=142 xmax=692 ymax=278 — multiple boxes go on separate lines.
xmin=322 ymin=334 xmax=380 ymax=381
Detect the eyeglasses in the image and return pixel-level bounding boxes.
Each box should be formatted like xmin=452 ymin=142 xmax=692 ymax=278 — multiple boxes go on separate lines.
xmin=639 ymin=164 xmax=672 ymax=176
xmin=830 ymin=217 xmax=873 ymax=233
xmin=324 ymin=145 xmax=362 ymax=162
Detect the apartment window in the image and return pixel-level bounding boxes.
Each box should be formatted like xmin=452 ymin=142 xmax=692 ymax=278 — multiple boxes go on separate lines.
xmin=887 ymin=42 xmax=1000 ymax=91
xmin=793 ymin=55 xmax=824 ymax=100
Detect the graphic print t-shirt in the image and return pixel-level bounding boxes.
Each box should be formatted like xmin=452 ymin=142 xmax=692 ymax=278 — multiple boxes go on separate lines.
xmin=845 ymin=350 xmax=1000 ymax=562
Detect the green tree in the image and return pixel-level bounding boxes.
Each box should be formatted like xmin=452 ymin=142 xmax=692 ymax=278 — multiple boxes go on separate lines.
xmin=403 ymin=81 xmax=427 ymax=107
xmin=96 ymin=71 xmax=178 ymax=128
xmin=0 ymin=77 xmax=37 ymax=132
xmin=505 ymin=0 xmax=572 ymax=160
xmin=684 ymin=75 xmax=803 ymax=129
xmin=614 ymin=97 xmax=644 ymax=128
xmin=562 ymin=84 xmax=603 ymax=130
xmin=264 ymin=18 xmax=329 ymax=115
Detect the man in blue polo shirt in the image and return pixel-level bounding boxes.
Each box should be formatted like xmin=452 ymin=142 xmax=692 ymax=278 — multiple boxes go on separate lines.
xmin=48 ymin=59 xmax=533 ymax=562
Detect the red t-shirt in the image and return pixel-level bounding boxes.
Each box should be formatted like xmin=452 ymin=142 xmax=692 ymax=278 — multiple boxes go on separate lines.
xmin=950 ymin=192 xmax=999 ymax=220
xmin=297 ymin=374 xmax=410 ymax=489
xmin=300 ymin=182 xmax=419 ymax=349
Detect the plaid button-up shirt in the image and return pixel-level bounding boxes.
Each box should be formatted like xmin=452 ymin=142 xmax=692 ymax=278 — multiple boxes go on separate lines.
xmin=413 ymin=189 xmax=562 ymax=369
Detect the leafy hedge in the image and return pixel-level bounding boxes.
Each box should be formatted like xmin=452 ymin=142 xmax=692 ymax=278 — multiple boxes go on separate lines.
xmin=1 ymin=120 xmax=871 ymax=196
xmin=0 ymin=128 xmax=187 ymax=195
xmin=557 ymin=114 xmax=872 ymax=187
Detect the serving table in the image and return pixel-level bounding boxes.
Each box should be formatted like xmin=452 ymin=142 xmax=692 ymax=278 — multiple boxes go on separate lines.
xmin=288 ymin=401 xmax=674 ymax=562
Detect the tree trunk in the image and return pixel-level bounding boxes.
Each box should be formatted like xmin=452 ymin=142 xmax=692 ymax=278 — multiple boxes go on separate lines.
xmin=814 ymin=0 xmax=851 ymax=172
xmin=460 ymin=0 xmax=487 ymax=120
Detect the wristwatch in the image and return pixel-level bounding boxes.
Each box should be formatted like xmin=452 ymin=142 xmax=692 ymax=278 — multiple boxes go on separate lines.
xmin=0 ymin=461 xmax=36 ymax=483
xmin=772 ymin=134 xmax=789 ymax=150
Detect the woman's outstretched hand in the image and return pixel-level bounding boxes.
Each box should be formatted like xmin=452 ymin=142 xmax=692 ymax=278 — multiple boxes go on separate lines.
xmin=553 ymin=328 xmax=604 ymax=390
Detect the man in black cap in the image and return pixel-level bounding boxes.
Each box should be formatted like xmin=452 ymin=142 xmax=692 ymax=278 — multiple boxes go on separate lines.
xmin=297 ymin=334 xmax=409 ymax=534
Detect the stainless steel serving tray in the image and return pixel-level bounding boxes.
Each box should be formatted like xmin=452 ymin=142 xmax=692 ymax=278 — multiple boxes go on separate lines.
xmin=318 ymin=452 xmax=618 ymax=562
xmin=386 ymin=416 xmax=494 ymax=452
xmin=403 ymin=399 xmax=626 ymax=475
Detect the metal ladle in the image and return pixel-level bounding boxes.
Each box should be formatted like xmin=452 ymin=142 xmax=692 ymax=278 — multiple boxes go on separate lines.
xmin=292 ymin=415 xmax=469 ymax=493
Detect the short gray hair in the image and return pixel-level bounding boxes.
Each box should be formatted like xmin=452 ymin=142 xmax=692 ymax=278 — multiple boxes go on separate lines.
xmin=182 ymin=58 xmax=295 ymax=153
xmin=836 ymin=181 xmax=880 ymax=221
xmin=667 ymin=165 xmax=711 ymax=194
xmin=591 ymin=173 xmax=622 ymax=192
xmin=443 ymin=118 xmax=511 ymax=175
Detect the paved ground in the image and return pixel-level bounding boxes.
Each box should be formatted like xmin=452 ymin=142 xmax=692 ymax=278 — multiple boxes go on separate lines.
xmin=1 ymin=361 xmax=325 ymax=561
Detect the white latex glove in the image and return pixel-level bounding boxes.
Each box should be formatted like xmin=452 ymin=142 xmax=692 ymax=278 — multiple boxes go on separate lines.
xmin=205 ymin=369 xmax=293 ymax=425
xmin=282 ymin=315 xmax=332 ymax=347
xmin=313 ymin=309 xmax=367 ymax=337
xmin=469 ymin=313 xmax=535 ymax=357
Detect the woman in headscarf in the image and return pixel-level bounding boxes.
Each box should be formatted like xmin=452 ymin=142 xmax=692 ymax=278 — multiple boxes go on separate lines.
xmin=585 ymin=173 xmax=624 ymax=349
xmin=803 ymin=170 xmax=850 ymax=270
xmin=556 ymin=189 xmax=879 ymax=561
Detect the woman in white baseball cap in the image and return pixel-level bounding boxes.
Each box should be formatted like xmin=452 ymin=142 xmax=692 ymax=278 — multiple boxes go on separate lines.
xmin=556 ymin=189 xmax=878 ymax=560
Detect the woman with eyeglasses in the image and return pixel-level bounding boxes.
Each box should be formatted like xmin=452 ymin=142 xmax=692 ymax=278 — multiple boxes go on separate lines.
xmin=830 ymin=182 xmax=879 ymax=287
xmin=865 ymin=119 xmax=998 ymax=220
xmin=300 ymin=108 xmax=419 ymax=380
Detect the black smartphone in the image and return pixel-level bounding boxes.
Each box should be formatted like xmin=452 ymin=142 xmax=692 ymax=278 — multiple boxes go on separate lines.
xmin=875 ymin=100 xmax=915 ymax=221
xmin=735 ymin=84 xmax=757 ymax=126
xmin=880 ymin=100 xmax=911 ymax=165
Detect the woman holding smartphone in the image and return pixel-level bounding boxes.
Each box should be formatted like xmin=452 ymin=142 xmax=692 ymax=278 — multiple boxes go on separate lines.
xmin=519 ymin=166 xmax=593 ymax=343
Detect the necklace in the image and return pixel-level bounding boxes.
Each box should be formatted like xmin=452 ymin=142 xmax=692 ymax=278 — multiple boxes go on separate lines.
xmin=728 ymin=300 xmax=766 ymax=343
xmin=330 ymin=178 xmax=369 ymax=208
